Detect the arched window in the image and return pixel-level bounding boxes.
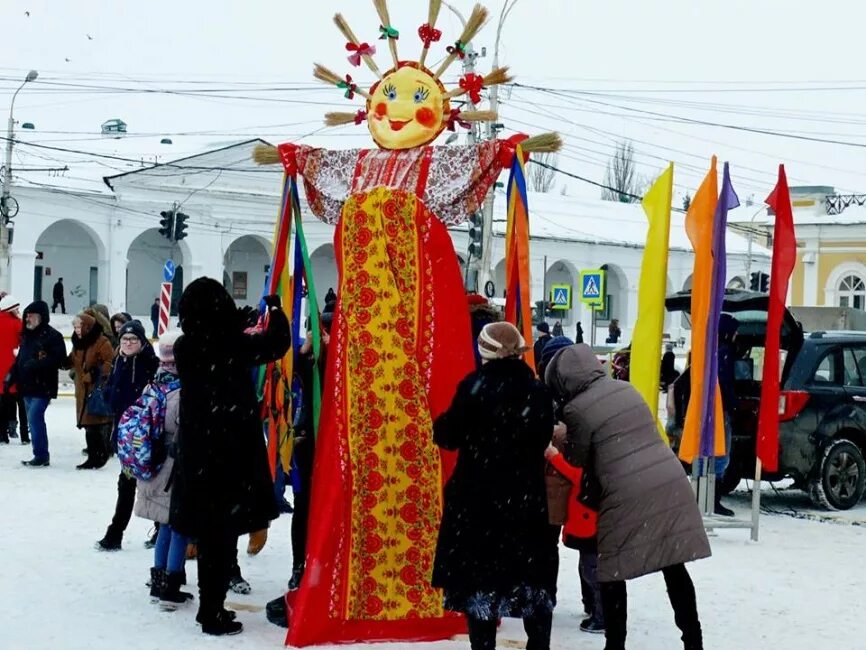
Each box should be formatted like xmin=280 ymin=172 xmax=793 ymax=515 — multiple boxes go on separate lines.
xmin=838 ymin=274 xmax=866 ymax=310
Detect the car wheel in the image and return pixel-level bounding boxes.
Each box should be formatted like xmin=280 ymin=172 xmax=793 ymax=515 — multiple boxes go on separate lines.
xmin=813 ymin=439 xmax=866 ymax=511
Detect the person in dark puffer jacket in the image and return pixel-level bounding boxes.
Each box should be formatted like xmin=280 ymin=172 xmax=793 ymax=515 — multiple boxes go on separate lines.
xmin=9 ymin=301 xmax=66 ymax=467
xmin=95 ymin=319 xmax=159 ymax=551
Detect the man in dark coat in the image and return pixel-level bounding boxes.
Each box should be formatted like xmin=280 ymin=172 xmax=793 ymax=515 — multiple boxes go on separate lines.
xmin=170 ymin=277 xmax=290 ymax=636
xmin=433 ymin=322 xmax=558 ymax=650
xmin=10 ymin=301 xmax=67 ymax=466
xmin=95 ymin=319 xmax=160 ymax=551
xmin=150 ymin=298 xmax=160 ymax=339
xmin=532 ymin=322 xmax=552 ymax=374
xmin=51 ymin=278 xmax=65 ymax=314
xmin=545 ymin=343 xmax=709 ymax=650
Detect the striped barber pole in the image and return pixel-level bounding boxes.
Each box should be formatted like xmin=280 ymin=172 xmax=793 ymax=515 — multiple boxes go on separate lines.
xmin=158 ymin=282 xmax=172 ymax=337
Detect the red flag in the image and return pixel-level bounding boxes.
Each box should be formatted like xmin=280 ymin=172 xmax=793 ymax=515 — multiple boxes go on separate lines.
xmin=757 ymin=165 xmax=797 ymax=471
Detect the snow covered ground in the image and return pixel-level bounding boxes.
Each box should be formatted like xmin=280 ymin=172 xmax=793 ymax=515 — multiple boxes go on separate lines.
xmin=1 ymin=397 xmax=862 ymax=649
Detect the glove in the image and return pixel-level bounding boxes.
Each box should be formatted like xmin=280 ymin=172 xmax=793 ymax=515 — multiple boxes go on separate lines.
xmin=247 ymin=528 xmax=268 ymax=556
xmin=239 ymin=305 xmax=259 ymax=328
xmin=263 ymin=294 xmax=282 ymax=310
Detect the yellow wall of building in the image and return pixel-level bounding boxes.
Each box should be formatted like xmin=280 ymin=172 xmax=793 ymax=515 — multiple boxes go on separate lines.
xmin=791 ymin=254 xmax=805 ymax=305
xmin=817 ymin=251 xmax=866 ymax=305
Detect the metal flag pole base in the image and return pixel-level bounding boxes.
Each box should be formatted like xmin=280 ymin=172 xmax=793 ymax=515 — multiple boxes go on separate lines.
xmin=694 ymin=456 xmax=762 ymax=539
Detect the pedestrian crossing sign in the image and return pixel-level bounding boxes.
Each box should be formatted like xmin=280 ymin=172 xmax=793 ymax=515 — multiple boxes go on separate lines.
xmin=550 ymin=284 xmax=572 ymax=310
xmin=580 ymin=270 xmax=606 ymax=306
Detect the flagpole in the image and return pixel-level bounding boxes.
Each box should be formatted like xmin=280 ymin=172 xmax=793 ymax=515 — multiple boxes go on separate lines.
xmin=751 ymin=457 xmax=762 ymax=541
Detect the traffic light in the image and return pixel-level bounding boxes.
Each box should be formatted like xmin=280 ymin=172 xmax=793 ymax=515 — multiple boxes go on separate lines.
xmin=174 ymin=212 xmax=189 ymax=241
xmin=159 ymin=210 xmax=175 ymax=240
xmin=750 ymin=271 xmax=770 ymax=292
xmin=760 ymin=272 xmax=770 ymax=293
xmin=468 ymin=212 xmax=483 ymax=258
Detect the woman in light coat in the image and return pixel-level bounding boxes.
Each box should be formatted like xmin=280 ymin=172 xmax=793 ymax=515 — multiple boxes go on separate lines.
xmin=134 ymin=330 xmax=192 ymax=609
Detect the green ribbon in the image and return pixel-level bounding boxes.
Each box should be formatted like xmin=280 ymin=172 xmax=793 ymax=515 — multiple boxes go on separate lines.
xmin=336 ymin=80 xmax=354 ymax=99
xmin=379 ymin=24 xmax=399 ymax=39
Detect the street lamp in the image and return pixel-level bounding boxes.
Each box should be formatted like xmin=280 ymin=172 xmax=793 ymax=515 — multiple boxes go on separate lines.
xmin=1 ymin=69 xmax=39 ymax=291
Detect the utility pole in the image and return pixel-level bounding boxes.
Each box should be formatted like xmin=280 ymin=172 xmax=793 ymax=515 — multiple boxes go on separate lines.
xmin=1 ymin=70 xmax=39 ymax=293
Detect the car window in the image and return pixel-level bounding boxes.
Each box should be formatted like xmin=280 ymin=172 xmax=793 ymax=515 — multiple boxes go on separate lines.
xmin=844 ymin=348 xmax=862 ymax=387
xmin=853 ymin=348 xmax=866 ymax=386
xmin=811 ymin=349 xmax=841 ymax=386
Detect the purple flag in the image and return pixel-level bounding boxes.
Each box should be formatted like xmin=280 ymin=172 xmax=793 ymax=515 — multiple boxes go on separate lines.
xmin=699 ymin=162 xmax=739 ymax=458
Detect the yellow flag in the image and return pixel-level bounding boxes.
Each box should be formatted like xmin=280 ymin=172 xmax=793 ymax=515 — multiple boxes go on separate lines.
xmin=631 ymin=163 xmax=674 ymax=441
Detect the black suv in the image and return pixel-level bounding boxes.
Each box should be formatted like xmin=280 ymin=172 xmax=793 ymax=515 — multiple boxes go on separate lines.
xmin=666 ymin=290 xmax=866 ymax=510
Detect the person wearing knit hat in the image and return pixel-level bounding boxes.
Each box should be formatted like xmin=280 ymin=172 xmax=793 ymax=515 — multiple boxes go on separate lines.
xmin=96 ymin=318 xmax=160 ymax=551
xmin=533 ymin=322 xmax=552 ymax=375
xmin=433 ymin=320 xmax=559 ymax=650
xmin=476 ymin=321 xmax=529 ymax=363
xmin=133 ymin=327 xmax=193 ymax=608
xmin=538 ymin=336 xmax=574 ymax=380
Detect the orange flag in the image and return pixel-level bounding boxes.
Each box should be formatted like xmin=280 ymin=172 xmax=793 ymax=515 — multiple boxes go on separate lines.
xmin=680 ymin=156 xmax=724 ymax=462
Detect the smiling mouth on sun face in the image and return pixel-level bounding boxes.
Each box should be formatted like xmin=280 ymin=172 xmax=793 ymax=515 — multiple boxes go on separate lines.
xmin=367 ymin=65 xmax=448 ymax=150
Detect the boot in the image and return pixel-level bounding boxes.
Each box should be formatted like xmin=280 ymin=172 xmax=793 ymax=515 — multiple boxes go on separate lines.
xmin=198 ymin=609 xmax=243 ymax=636
xmin=95 ymin=529 xmax=122 ymax=551
xmin=229 ymin=564 xmax=251 ymax=594
xmin=149 ymin=567 xmax=166 ymax=602
xmin=266 ymin=595 xmax=289 ymax=628
xmin=287 ymin=565 xmax=304 ymax=591
xmin=714 ymin=480 xmax=734 ymax=517
xmin=160 ymin=572 xmax=194 ymax=610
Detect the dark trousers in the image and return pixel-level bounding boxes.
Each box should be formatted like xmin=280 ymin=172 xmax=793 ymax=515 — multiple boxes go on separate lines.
xmin=290 ymin=437 xmax=315 ymax=571
xmin=106 ymin=471 xmax=137 ymax=542
xmin=84 ymin=424 xmax=110 ymax=465
xmin=51 ymin=299 xmax=66 ymax=314
xmin=17 ymin=394 xmax=29 ymax=442
xmin=600 ymin=563 xmax=702 ymax=650
xmin=466 ymin=612 xmax=553 ymax=650
xmin=579 ymin=551 xmax=604 ymax=623
xmin=0 ymin=393 xmax=14 ymax=442
xmin=197 ymin=526 xmax=236 ymax=618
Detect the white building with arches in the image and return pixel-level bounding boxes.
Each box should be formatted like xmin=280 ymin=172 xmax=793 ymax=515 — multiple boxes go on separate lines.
xmin=9 ymin=139 xmax=769 ymax=345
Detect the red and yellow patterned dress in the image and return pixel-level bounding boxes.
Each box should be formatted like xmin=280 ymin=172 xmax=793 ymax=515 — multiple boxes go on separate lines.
xmin=276 ymin=141 xmax=512 ymax=645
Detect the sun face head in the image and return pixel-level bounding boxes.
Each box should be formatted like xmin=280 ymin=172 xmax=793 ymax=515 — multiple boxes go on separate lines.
xmin=367 ymin=63 xmax=450 ymax=150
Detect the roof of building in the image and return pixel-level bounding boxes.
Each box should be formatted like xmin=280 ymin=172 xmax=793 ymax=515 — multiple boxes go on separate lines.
xmin=11 ymin=135 xmax=769 ymax=255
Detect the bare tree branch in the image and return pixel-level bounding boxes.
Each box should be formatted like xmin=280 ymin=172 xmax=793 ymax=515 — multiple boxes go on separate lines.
xmin=601 ymin=140 xmax=641 ymax=203
xmin=527 ymin=152 xmax=557 ymax=193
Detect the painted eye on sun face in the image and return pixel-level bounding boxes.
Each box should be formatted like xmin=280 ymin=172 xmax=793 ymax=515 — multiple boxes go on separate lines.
xmin=383 ymin=83 xmax=397 ymax=101
xmin=413 ymin=87 xmax=430 ymax=104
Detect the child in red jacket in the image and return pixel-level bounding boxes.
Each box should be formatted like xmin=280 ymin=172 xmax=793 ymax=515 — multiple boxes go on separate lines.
xmin=544 ymin=444 xmax=605 ymax=634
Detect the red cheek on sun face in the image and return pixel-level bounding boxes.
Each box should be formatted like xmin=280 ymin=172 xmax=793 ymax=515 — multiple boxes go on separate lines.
xmin=415 ymin=107 xmax=436 ymax=128
xmin=375 ymin=102 xmax=388 ymax=118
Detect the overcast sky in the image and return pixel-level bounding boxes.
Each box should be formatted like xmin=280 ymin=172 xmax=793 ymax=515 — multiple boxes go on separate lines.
xmin=3 ymin=0 xmax=866 ymax=206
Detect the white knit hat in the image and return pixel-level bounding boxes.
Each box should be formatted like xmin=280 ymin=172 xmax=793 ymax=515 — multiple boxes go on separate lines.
xmin=478 ymin=322 xmax=528 ymax=361
xmin=157 ymin=329 xmax=182 ymax=363
xmin=0 ymin=295 xmax=20 ymax=313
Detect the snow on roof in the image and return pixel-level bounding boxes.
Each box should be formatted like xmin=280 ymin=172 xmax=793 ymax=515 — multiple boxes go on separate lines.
xmin=485 ymin=190 xmax=769 ymax=255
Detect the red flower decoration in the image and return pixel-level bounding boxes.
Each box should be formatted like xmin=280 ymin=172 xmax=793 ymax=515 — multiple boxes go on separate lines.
xmin=445 ymin=108 xmax=471 ymax=132
xmin=365 ymin=595 xmax=384 ymax=617
xmin=367 ymin=470 xmax=385 ymax=492
xmin=399 ymin=441 xmax=419 ymax=462
xmin=418 ymin=23 xmax=442 ymax=47
xmin=460 ymin=73 xmax=484 ymax=104
xmin=356 ymin=227 xmax=373 ymax=247
xmin=400 ymin=502 xmax=419 ymax=524
xmin=358 ymin=287 xmax=376 ymax=308
xmin=346 ymin=41 xmax=376 ymax=67
xmin=361 ymin=347 xmax=379 ymax=368
xmin=368 ymin=408 xmax=384 ymax=429
xmin=398 ymin=379 xmax=416 ymax=400
xmin=400 ymin=564 xmax=419 ymax=585
xmin=353 ymin=109 xmax=368 ymax=125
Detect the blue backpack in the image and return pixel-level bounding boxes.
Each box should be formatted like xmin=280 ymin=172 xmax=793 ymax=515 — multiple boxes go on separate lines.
xmin=116 ymin=379 xmax=180 ymax=481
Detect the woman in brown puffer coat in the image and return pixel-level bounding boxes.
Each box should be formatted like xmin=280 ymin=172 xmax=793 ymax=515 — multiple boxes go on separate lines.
xmin=69 ymin=312 xmax=115 ymax=469
xmin=544 ymin=343 xmax=710 ymax=650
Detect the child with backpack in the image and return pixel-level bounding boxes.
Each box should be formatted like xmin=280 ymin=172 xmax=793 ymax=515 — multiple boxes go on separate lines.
xmin=129 ymin=330 xmax=192 ymax=609
xmin=544 ymin=442 xmax=604 ymax=634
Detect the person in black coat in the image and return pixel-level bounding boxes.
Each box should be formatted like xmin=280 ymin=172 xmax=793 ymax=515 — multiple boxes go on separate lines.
xmin=95 ymin=319 xmax=160 ymax=551
xmin=10 ymin=301 xmax=66 ymax=466
xmin=532 ymin=322 xmax=552 ymax=375
xmin=433 ymin=321 xmax=558 ymax=650
xmin=169 ymin=277 xmax=290 ymax=636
